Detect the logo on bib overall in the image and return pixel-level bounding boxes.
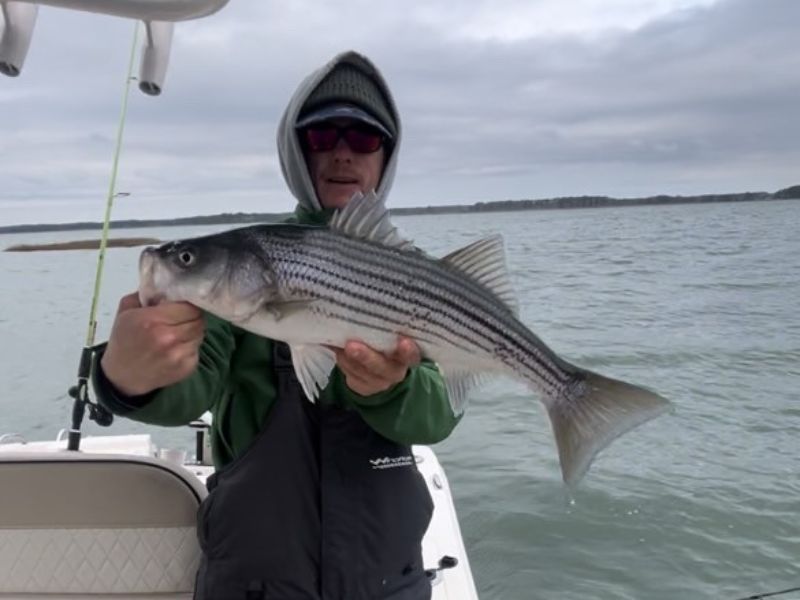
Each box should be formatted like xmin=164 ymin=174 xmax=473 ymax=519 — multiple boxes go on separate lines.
xmin=369 ymin=455 xmax=414 ymax=470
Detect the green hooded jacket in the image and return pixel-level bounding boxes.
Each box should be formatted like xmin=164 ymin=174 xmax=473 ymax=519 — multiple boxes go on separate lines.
xmin=93 ymin=51 xmax=459 ymax=469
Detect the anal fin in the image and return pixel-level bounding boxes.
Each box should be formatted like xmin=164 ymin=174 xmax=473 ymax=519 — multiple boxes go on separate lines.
xmin=437 ymin=363 xmax=489 ymax=415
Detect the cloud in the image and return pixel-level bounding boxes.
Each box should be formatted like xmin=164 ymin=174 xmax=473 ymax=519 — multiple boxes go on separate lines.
xmin=0 ymin=0 xmax=797 ymax=225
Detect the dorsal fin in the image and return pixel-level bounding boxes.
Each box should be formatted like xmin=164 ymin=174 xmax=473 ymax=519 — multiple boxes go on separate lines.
xmin=440 ymin=235 xmax=519 ymax=315
xmin=329 ymin=191 xmax=414 ymax=250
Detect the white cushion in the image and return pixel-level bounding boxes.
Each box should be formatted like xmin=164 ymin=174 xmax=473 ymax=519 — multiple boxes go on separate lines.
xmin=0 ymin=528 xmax=199 ymax=593
xmin=0 ymin=452 xmax=205 ymax=598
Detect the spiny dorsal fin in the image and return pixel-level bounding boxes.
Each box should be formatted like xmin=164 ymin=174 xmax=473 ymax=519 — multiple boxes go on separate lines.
xmin=329 ymin=191 xmax=414 ymax=250
xmin=440 ymin=234 xmax=519 ymax=315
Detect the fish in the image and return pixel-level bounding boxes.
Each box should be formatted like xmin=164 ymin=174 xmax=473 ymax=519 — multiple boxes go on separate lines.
xmin=138 ymin=192 xmax=670 ymax=485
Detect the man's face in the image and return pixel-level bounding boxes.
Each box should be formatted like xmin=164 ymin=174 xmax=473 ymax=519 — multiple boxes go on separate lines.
xmin=303 ymin=118 xmax=387 ymax=210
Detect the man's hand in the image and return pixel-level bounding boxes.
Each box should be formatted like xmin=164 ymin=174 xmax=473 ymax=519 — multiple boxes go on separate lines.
xmin=101 ymin=292 xmax=205 ymax=396
xmin=334 ymin=336 xmax=421 ymax=397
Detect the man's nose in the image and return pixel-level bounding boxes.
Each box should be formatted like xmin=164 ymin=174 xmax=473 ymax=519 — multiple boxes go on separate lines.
xmin=331 ymin=137 xmax=354 ymax=160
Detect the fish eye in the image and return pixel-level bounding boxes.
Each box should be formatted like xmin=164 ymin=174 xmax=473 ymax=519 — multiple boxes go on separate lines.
xmin=177 ymin=248 xmax=196 ymax=267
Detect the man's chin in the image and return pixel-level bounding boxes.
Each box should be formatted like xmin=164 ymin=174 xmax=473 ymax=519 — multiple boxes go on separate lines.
xmin=319 ymin=186 xmax=361 ymax=209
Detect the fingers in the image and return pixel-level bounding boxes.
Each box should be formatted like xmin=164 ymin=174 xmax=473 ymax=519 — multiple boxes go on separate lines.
xmin=149 ymin=301 xmax=204 ymax=325
xmin=336 ymin=342 xmax=391 ymax=382
xmin=345 ymin=378 xmax=379 ymax=397
xmin=390 ymin=336 xmax=421 ymax=366
xmin=120 ymin=289 xmax=202 ymax=325
xmin=117 ymin=292 xmax=142 ymax=312
xmin=337 ymin=367 xmax=377 ymax=397
xmin=335 ymin=337 xmax=421 ymax=396
xmin=173 ymin=317 xmax=206 ymax=344
xmin=101 ymin=292 xmax=204 ymax=396
xmin=168 ymin=338 xmax=203 ymax=372
xmin=152 ymin=316 xmax=206 ymax=347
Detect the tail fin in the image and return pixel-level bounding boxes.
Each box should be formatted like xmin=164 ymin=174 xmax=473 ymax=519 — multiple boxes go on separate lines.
xmin=546 ymin=369 xmax=671 ymax=487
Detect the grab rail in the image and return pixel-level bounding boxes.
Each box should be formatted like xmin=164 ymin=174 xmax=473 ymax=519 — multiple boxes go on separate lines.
xmin=3 ymin=0 xmax=229 ymax=23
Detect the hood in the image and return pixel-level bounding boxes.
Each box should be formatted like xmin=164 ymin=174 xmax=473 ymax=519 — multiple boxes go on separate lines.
xmin=276 ymin=50 xmax=402 ymax=213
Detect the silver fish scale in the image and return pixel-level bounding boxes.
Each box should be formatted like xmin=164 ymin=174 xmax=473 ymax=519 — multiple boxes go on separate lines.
xmin=254 ymin=226 xmax=574 ymax=399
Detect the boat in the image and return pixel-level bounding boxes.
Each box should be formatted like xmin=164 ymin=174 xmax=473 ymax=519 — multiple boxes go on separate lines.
xmin=1 ymin=0 xmax=230 ymax=94
xmin=1 ymin=2 xmax=480 ymax=596
xmin=0 ymin=424 xmax=479 ymax=598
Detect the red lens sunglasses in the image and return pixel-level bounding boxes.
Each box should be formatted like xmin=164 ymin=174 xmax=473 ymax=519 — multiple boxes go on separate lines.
xmin=302 ymin=124 xmax=386 ymax=154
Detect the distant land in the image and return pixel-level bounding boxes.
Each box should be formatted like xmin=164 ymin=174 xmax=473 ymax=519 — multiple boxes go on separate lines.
xmin=5 ymin=237 xmax=161 ymax=252
xmin=2 ymin=184 xmax=798 ymax=234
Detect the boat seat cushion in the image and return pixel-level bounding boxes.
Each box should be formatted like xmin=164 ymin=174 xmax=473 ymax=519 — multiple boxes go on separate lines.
xmin=0 ymin=453 xmax=205 ymax=598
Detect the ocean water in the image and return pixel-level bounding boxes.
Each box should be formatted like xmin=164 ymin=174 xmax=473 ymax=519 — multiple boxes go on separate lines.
xmin=1 ymin=200 xmax=798 ymax=599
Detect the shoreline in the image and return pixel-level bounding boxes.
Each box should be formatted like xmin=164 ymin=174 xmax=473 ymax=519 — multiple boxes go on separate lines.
xmin=4 ymin=237 xmax=161 ymax=252
xmin=2 ymin=187 xmax=798 ymax=234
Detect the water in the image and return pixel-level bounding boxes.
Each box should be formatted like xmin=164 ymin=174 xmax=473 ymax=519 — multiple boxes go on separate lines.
xmin=1 ymin=200 xmax=799 ymax=599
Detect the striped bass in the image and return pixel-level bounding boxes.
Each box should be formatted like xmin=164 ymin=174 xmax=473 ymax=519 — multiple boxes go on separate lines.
xmin=138 ymin=192 xmax=670 ymax=485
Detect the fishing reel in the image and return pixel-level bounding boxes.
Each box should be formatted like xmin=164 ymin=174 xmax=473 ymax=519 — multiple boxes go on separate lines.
xmin=66 ymin=345 xmax=114 ymax=451
xmin=68 ymin=382 xmax=114 ymax=427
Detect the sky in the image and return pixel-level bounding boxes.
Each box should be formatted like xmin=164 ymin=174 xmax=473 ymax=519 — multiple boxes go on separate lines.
xmin=0 ymin=0 xmax=798 ymax=226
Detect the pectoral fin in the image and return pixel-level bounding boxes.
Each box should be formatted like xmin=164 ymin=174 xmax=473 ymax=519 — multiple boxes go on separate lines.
xmin=265 ymin=299 xmax=320 ymax=321
xmin=289 ymin=344 xmax=337 ymax=402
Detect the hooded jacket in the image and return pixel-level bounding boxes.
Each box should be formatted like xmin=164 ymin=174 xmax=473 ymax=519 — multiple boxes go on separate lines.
xmin=278 ymin=50 xmax=401 ymax=214
xmin=92 ymin=51 xmax=459 ymax=468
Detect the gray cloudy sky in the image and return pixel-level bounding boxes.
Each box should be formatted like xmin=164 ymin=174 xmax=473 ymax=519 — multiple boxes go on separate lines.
xmin=1 ymin=0 xmax=797 ymax=226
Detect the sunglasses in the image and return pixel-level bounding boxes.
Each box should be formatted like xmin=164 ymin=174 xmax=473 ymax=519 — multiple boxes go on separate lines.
xmin=302 ymin=124 xmax=386 ymax=154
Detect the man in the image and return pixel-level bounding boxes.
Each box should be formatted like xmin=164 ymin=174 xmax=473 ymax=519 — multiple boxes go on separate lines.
xmin=92 ymin=51 xmax=459 ymax=600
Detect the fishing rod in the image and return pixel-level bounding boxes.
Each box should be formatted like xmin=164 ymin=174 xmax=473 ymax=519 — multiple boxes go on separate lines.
xmin=66 ymin=22 xmax=140 ymax=451
xmin=733 ymin=585 xmax=800 ymax=600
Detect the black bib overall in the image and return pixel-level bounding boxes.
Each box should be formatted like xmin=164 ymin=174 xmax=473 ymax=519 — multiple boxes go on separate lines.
xmin=194 ymin=342 xmax=434 ymax=600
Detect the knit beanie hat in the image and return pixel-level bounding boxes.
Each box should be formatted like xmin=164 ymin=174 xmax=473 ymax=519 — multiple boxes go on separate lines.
xmin=299 ymin=63 xmax=397 ymax=139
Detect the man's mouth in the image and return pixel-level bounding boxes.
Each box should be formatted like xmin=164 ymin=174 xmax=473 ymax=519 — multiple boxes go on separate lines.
xmin=327 ymin=176 xmax=359 ymax=184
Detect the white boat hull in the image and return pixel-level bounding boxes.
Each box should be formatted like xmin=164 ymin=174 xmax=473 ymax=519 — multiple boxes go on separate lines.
xmin=0 ymin=432 xmax=479 ymax=599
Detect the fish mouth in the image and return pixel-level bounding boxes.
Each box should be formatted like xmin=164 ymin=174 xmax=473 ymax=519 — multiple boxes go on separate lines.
xmin=141 ymin=291 xmax=166 ymax=307
xmin=138 ymin=247 xmax=168 ymax=306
